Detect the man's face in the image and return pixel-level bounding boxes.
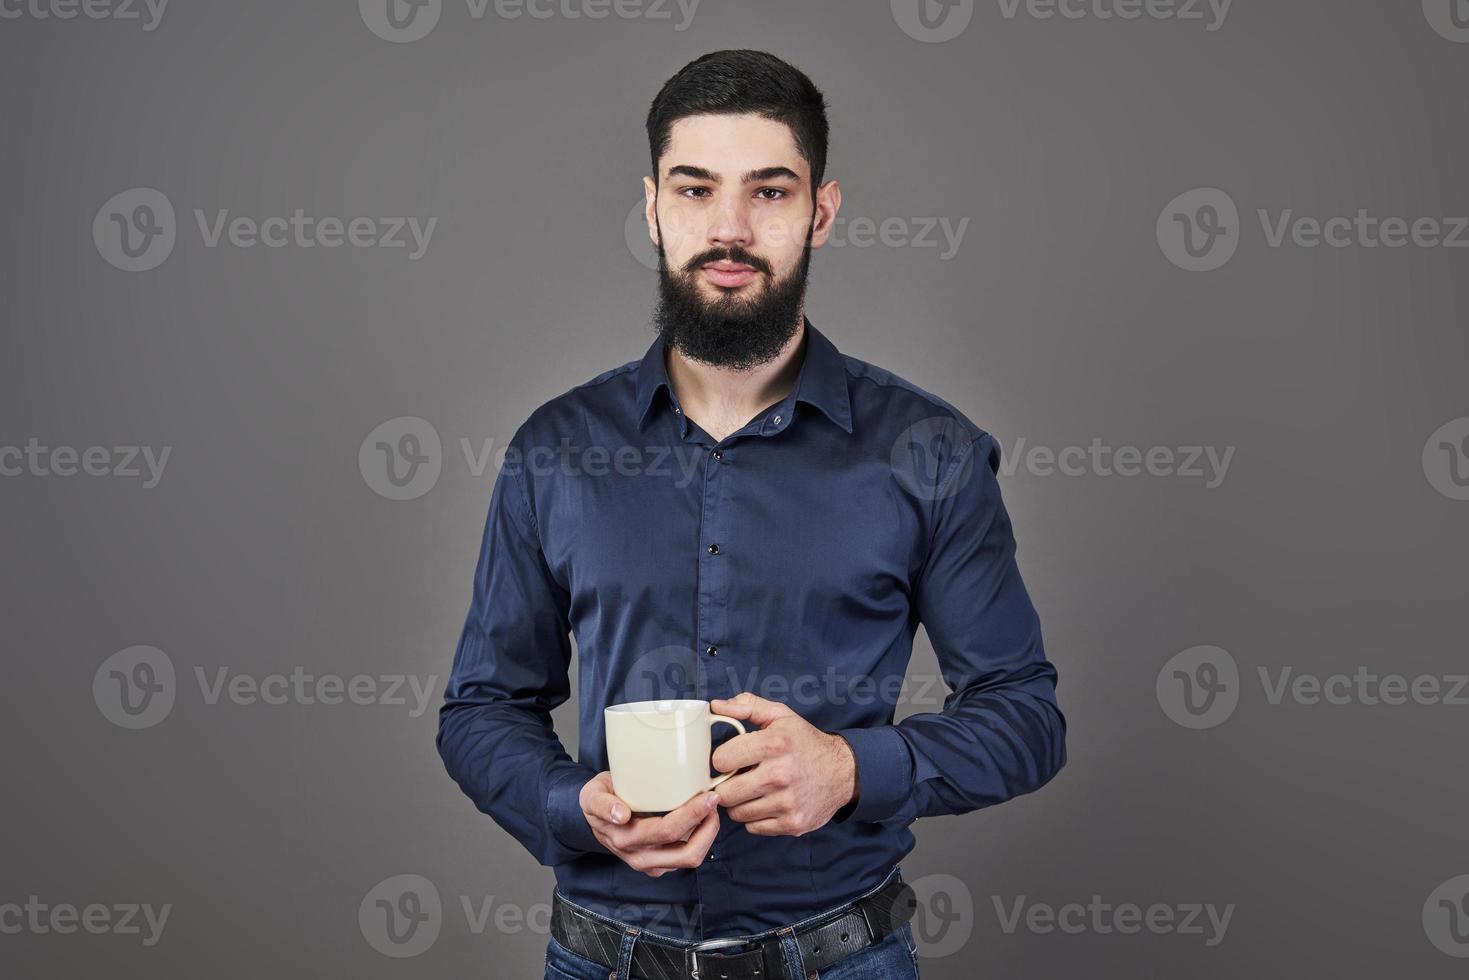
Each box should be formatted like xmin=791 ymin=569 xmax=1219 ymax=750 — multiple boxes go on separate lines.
xmin=644 ymin=113 xmax=840 ymax=369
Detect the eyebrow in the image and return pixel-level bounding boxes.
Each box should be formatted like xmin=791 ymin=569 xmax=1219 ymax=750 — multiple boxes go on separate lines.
xmin=664 ymin=164 xmax=803 ymax=185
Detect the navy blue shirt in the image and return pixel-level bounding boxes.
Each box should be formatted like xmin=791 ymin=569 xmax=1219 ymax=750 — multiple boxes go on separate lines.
xmin=437 ymin=318 xmax=1066 ymax=940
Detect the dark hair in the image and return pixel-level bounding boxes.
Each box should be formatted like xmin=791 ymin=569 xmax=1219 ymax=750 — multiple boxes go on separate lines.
xmin=646 ymin=50 xmax=830 ymax=198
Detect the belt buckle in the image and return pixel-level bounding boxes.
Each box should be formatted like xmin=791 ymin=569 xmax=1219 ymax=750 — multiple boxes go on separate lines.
xmin=686 ymin=935 xmax=752 ymax=980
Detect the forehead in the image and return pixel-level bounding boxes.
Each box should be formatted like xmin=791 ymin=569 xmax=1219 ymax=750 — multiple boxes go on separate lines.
xmin=661 ymin=113 xmax=806 ymax=177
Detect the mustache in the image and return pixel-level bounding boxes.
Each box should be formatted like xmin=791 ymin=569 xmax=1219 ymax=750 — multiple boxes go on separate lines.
xmin=682 ymin=246 xmax=772 ymax=277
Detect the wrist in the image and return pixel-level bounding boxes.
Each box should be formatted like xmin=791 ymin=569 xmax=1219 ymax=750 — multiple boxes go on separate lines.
xmin=831 ymin=732 xmax=859 ymax=806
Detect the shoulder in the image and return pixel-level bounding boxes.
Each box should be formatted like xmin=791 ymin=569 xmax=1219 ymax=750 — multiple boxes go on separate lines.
xmin=509 ymin=357 xmax=643 ymax=451
xmin=840 ymin=350 xmax=991 ymax=450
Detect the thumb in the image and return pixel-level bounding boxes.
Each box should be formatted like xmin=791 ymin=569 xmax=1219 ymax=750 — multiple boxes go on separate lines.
xmin=583 ymin=772 xmax=631 ymax=824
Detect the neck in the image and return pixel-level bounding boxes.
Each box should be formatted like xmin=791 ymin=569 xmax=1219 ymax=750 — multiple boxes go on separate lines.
xmin=665 ymin=313 xmax=807 ymax=437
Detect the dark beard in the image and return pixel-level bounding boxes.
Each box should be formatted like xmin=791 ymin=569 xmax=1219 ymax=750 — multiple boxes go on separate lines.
xmin=651 ymin=223 xmax=813 ymax=370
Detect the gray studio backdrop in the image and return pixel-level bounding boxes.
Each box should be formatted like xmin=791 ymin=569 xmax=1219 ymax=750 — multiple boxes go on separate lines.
xmin=1 ymin=1 xmax=1466 ymax=977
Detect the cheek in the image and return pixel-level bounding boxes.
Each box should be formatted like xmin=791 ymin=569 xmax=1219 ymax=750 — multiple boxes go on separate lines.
xmin=755 ymin=215 xmax=811 ymax=268
xmin=658 ymin=203 xmax=709 ymax=250
xmin=754 ymin=213 xmax=802 ymax=251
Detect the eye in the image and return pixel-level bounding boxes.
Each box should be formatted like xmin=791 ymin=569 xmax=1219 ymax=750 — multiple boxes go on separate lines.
xmin=756 ymin=188 xmax=787 ymax=201
xmin=679 ymin=187 xmax=712 ymax=199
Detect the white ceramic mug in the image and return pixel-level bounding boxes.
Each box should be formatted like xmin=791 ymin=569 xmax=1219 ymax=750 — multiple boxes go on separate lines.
xmin=604 ymin=699 xmax=747 ymax=814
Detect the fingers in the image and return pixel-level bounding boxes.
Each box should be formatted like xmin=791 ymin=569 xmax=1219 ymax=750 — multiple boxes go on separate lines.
xmin=580 ymin=772 xmax=634 ymax=826
xmin=709 ymin=692 xmax=795 ymax=728
xmin=723 ymin=791 xmax=787 ymax=825
xmin=589 ymin=791 xmax=720 ymax=851
xmin=619 ymin=805 xmax=721 ymax=876
xmin=711 ymin=727 xmax=787 ymax=774
xmin=705 ymin=767 xmax=777 ymax=809
xmin=741 ymin=817 xmax=793 ymax=837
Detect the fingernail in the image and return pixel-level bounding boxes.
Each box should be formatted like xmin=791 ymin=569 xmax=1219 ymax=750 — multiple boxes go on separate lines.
xmin=706 ymin=793 xmax=720 ymax=809
xmin=611 ymin=804 xmax=626 ymax=823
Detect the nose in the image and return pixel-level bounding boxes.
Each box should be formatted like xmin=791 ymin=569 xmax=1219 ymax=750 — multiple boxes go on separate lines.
xmin=707 ymin=194 xmax=753 ymax=250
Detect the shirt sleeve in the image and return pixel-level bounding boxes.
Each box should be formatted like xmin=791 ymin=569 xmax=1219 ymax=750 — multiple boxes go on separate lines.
xmin=833 ymin=430 xmax=1067 ymax=825
xmin=436 ymin=454 xmax=611 ymax=866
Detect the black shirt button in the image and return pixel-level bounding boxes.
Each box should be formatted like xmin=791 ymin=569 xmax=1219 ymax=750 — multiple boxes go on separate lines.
xmin=713 ymin=450 xmax=722 ymax=460
xmin=705 ymin=645 xmax=718 ymax=657
xmin=707 ymin=543 xmax=720 ymax=555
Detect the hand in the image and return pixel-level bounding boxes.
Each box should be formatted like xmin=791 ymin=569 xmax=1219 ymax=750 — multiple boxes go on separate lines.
xmin=708 ymin=692 xmax=858 ymax=837
xmin=578 ymin=772 xmax=722 ymax=877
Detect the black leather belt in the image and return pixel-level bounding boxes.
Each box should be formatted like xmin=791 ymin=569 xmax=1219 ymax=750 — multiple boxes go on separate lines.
xmin=549 ymin=870 xmax=916 ymax=980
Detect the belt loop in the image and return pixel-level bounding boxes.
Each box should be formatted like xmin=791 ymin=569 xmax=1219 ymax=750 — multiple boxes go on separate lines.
xmin=775 ymin=925 xmax=808 ymax=980
xmin=613 ymin=925 xmax=640 ymax=980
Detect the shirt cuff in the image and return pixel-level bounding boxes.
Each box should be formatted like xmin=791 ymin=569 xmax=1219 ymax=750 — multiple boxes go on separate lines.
xmin=831 ymin=725 xmax=913 ymax=824
xmin=545 ymin=765 xmax=608 ymax=856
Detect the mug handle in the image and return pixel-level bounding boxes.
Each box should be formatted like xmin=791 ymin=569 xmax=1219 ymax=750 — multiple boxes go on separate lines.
xmin=706 ymin=715 xmax=747 ymax=790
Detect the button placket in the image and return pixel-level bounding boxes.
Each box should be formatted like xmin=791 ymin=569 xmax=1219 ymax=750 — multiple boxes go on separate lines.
xmin=696 ymin=440 xmax=733 ymax=686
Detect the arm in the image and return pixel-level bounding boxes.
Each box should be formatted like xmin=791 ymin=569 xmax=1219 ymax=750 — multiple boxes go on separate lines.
xmin=436 ymin=455 xmax=610 ymax=867
xmin=832 ymin=430 xmax=1067 ymax=826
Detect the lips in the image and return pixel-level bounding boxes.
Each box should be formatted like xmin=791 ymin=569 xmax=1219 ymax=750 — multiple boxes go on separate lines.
xmin=701 ymin=261 xmax=759 ymax=288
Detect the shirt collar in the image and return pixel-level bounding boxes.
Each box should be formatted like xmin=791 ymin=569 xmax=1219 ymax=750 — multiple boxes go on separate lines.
xmin=635 ymin=316 xmax=854 ymax=435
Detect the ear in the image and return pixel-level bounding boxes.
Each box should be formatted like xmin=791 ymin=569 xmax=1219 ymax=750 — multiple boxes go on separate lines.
xmin=809 ymin=178 xmax=842 ymax=249
xmin=643 ymin=175 xmax=659 ymax=248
